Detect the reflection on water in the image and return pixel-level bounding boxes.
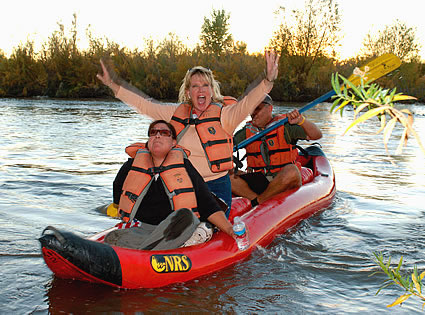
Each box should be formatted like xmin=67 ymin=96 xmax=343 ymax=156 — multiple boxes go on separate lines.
xmin=46 ymin=267 xmax=242 ymax=313
xmin=0 ymin=98 xmax=424 ymax=314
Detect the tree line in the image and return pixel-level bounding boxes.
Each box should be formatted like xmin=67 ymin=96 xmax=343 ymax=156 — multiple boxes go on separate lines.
xmin=0 ymin=2 xmax=424 ymax=102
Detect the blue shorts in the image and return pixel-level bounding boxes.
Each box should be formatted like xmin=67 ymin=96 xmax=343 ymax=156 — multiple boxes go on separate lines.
xmin=206 ymin=174 xmax=232 ymax=218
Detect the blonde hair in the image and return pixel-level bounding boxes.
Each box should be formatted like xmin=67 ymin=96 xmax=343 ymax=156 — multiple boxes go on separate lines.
xmin=178 ymin=66 xmax=223 ymax=104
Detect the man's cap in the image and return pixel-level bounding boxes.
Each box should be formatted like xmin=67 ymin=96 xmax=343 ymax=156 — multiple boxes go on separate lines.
xmin=262 ymin=94 xmax=273 ymax=105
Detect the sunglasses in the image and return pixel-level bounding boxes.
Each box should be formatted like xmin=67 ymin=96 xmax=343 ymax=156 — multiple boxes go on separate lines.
xmin=187 ymin=67 xmax=211 ymax=73
xmin=149 ymin=128 xmax=172 ymax=137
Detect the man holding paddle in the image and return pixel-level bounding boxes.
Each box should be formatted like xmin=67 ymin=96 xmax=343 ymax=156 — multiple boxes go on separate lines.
xmin=231 ymin=95 xmax=322 ymax=208
xmin=231 ymin=54 xmax=401 ymax=208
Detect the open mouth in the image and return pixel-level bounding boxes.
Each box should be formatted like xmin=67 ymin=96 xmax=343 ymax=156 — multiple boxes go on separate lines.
xmin=197 ymin=95 xmax=206 ymax=105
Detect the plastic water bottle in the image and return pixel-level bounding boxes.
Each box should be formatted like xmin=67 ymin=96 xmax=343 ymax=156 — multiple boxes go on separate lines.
xmin=233 ymin=216 xmax=249 ymax=250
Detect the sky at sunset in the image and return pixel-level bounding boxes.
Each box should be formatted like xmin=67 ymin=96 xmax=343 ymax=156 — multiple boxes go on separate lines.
xmin=2 ymin=0 xmax=424 ymax=60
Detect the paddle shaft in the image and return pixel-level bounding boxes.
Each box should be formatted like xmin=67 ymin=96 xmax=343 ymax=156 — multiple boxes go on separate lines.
xmin=233 ymin=90 xmax=335 ymax=151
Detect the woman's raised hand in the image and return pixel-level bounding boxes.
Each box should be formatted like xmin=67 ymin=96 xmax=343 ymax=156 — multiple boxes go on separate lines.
xmin=96 ymin=59 xmax=113 ymax=87
xmin=96 ymin=58 xmax=120 ymax=94
xmin=265 ymin=50 xmax=280 ymax=83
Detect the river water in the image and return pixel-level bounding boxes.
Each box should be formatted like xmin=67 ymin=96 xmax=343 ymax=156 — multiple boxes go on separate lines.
xmin=1 ymin=98 xmax=424 ymax=314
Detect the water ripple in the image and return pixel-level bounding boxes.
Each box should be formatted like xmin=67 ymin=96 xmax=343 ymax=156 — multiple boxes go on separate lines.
xmin=1 ymin=99 xmax=424 ymax=314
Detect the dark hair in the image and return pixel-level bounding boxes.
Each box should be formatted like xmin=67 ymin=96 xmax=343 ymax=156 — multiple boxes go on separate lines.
xmin=148 ymin=120 xmax=177 ymax=139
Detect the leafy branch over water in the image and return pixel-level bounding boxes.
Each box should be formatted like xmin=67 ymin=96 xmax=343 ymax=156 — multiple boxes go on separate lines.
xmin=330 ymin=71 xmax=425 ymax=156
xmin=372 ymin=252 xmax=425 ymax=308
xmin=332 ymin=67 xmax=425 ymax=308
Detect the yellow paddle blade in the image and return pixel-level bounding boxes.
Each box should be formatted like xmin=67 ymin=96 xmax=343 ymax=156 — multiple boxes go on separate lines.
xmin=347 ymin=54 xmax=401 ymax=86
xmin=106 ymin=203 xmax=119 ymax=217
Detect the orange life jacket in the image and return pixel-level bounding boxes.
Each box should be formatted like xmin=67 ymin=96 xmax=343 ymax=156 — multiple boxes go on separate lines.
xmin=170 ymin=102 xmax=233 ymax=173
xmin=222 ymin=96 xmax=237 ymax=106
xmin=245 ymin=114 xmax=298 ymax=175
xmin=118 ymin=143 xmax=198 ymax=223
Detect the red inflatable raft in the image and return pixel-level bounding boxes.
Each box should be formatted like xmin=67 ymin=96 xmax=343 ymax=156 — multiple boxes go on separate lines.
xmin=39 ymin=145 xmax=335 ymax=289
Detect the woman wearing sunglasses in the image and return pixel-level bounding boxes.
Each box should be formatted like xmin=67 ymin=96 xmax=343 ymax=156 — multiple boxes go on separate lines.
xmin=104 ymin=120 xmax=235 ymax=250
xmin=97 ymin=51 xmax=279 ymax=218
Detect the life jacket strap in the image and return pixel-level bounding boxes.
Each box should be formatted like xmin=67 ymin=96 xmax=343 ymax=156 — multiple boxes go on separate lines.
xmin=125 ymin=191 xmax=139 ymax=202
xmin=130 ymin=163 xmax=185 ymax=175
xmin=210 ymin=157 xmax=232 ymax=168
xmin=202 ymin=138 xmax=230 ymax=148
xmin=172 ymin=116 xmax=221 ymax=126
xmin=250 ymin=162 xmax=291 ymax=173
xmin=172 ymin=187 xmax=195 ymax=195
xmin=268 ymin=147 xmax=293 ymax=155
